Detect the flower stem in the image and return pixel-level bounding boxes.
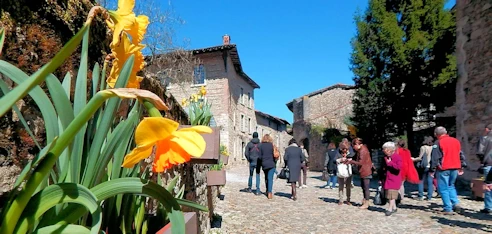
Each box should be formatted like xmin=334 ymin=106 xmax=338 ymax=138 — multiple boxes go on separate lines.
xmin=143 ymin=100 xmax=162 ymax=117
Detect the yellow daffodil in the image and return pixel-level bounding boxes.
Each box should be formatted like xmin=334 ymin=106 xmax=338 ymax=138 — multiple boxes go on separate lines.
xmin=107 ymin=33 xmax=145 ymax=88
xmin=181 ymin=98 xmax=189 ymax=107
xmin=122 ymin=117 xmax=212 ymax=172
xmin=191 ymin=94 xmax=199 ymax=102
xmin=106 ymin=0 xmax=149 ymax=46
xmin=200 ymin=86 xmax=207 ymax=96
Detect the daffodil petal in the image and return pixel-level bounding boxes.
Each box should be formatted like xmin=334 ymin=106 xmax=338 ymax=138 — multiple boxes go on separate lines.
xmin=122 ymin=144 xmax=153 ymax=168
xmin=154 ymin=140 xmax=191 ymax=172
xmin=171 ymin=130 xmax=206 ymax=157
xmin=179 ymin=126 xmax=213 ymax=134
xmin=134 ymin=117 xmax=179 ymax=146
xmin=117 ymin=0 xmax=135 ymax=15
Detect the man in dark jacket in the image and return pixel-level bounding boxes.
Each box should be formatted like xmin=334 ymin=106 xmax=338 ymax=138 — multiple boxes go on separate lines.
xmin=430 ymin=126 xmax=467 ymax=215
xmin=477 ymin=124 xmax=492 ymax=213
xmin=245 ymin=132 xmax=261 ymax=195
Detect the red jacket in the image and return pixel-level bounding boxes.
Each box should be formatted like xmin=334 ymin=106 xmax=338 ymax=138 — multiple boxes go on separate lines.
xmin=430 ymin=135 xmax=462 ymax=171
xmin=397 ymin=148 xmax=419 ymax=184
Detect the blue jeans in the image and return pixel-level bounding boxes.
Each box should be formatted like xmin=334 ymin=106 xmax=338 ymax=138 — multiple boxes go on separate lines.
xmin=437 ymin=169 xmax=460 ymax=212
xmin=418 ymin=169 xmax=434 ymax=199
xmin=327 ymin=175 xmax=338 ymax=187
xmin=263 ymin=168 xmax=275 ymax=193
xmin=248 ymin=164 xmax=260 ymax=192
xmin=484 ymin=166 xmax=492 ymax=210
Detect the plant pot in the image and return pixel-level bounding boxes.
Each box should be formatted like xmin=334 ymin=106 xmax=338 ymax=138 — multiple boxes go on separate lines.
xmin=219 ymin=154 xmax=229 ymax=165
xmin=470 ymin=178 xmax=484 ymax=200
xmin=207 ymin=170 xmax=226 ymax=186
xmin=181 ymin=125 xmax=220 ymax=164
xmin=157 ymin=212 xmax=198 ymax=234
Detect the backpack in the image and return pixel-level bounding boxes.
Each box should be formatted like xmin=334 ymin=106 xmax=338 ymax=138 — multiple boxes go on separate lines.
xmin=249 ymin=143 xmax=260 ymax=161
xmin=273 ymin=145 xmax=280 ymax=159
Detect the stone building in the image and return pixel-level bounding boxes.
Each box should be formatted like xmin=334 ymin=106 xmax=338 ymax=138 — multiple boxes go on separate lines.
xmin=455 ymin=0 xmax=492 ymax=177
xmin=166 ymin=35 xmax=261 ymax=165
xmin=255 ymin=110 xmax=292 ymax=165
xmin=286 ymin=84 xmax=356 ymax=171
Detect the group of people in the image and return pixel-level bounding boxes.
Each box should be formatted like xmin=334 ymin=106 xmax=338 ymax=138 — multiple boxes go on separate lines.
xmin=243 ymin=125 xmax=492 ymax=216
xmin=244 ymin=132 xmax=309 ymax=200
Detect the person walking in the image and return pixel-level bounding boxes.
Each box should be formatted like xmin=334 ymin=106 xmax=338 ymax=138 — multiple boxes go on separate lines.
xmin=336 ymin=142 xmax=353 ymax=205
xmin=245 ymin=132 xmax=261 ymax=195
xmin=477 ymin=124 xmax=492 ymax=213
xmin=325 ymin=143 xmax=338 ymax=189
xmin=397 ymin=140 xmax=419 ymax=200
xmin=430 ymin=126 xmax=467 ymax=215
xmin=382 ymin=142 xmax=403 ymax=216
xmin=299 ymin=143 xmax=309 ymax=188
xmin=284 ymin=138 xmax=305 ymax=201
xmin=259 ymin=134 xmax=276 ymax=199
xmin=413 ymin=136 xmax=434 ymax=201
xmin=350 ymin=138 xmax=373 ymax=209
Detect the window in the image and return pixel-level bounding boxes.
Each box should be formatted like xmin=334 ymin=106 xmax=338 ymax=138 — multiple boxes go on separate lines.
xmin=241 ymin=141 xmax=246 ymax=160
xmin=193 ymin=64 xmax=205 ymax=85
xmin=247 ymin=92 xmax=251 ymax=108
xmin=241 ymin=114 xmax=245 ymax=132
xmin=248 ymin=117 xmax=251 ymax=133
xmin=240 ymin=88 xmax=244 ymax=104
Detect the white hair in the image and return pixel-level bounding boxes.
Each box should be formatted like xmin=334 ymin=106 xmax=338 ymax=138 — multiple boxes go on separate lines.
xmin=434 ymin=126 xmax=447 ymax=136
xmin=382 ymin=142 xmax=396 ymax=152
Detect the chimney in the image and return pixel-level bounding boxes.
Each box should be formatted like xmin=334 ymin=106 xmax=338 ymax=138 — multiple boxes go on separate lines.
xmin=222 ymin=34 xmax=230 ymax=45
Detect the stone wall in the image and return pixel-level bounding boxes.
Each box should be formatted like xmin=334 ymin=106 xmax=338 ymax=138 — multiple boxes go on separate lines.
xmin=455 ymin=0 xmax=492 ymax=178
xmin=290 ymin=85 xmax=355 ymax=171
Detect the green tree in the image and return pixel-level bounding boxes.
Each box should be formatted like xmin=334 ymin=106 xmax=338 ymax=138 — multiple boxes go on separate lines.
xmin=350 ymin=0 xmax=456 ymax=149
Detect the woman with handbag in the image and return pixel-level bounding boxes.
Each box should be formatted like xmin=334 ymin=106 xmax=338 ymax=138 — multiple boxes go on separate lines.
xmin=349 ymin=138 xmax=373 ymax=209
xmin=283 ymin=138 xmax=305 ymax=201
xmin=336 ymin=142 xmax=353 ymax=205
xmin=259 ymin=134 xmax=277 ymax=199
xmin=412 ymin=136 xmax=434 ymax=201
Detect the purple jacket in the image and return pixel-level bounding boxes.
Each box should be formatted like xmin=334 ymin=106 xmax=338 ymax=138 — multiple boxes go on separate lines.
xmin=383 ymin=153 xmax=403 ymax=190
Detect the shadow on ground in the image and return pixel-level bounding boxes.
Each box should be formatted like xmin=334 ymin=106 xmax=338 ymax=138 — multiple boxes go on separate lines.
xmin=431 ymin=216 xmax=492 ymax=232
xmin=274 ymin=192 xmax=292 ymax=199
xmin=211 ymin=213 xmax=223 ymax=228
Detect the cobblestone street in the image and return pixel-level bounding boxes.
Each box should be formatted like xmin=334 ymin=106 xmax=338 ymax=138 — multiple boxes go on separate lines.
xmin=213 ymin=165 xmax=492 ymax=234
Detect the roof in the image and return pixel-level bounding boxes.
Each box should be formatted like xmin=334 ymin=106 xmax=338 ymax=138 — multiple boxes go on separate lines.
xmin=255 ymin=110 xmax=290 ymax=125
xmin=192 ymin=44 xmax=260 ymax=89
xmin=286 ymin=83 xmax=355 ymax=112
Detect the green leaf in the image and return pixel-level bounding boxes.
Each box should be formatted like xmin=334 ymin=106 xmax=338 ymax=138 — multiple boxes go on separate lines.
xmin=93 ymin=103 xmax=140 ymax=185
xmin=166 ymin=176 xmax=179 ymax=193
xmin=0 ymin=28 xmax=5 ymax=56
xmin=57 ymin=178 xmax=185 ymax=234
xmin=176 ymin=198 xmax=208 ymax=212
xmin=91 ymin=63 xmax=100 ymax=98
xmin=0 ymin=79 xmax=41 ymax=149
xmin=33 ymin=224 xmax=91 ymax=234
xmin=0 ymin=24 xmax=89 ymax=118
xmin=45 ymin=74 xmax=75 ymax=132
xmin=82 ymin=55 xmax=135 ymax=188
xmin=0 ymin=60 xmax=59 ymax=145
xmin=62 ymin=72 xmax=72 ymax=101
xmin=71 ymin=29 xmax=90 ymax=184
xmin=16 ymin=183 xmax=101 ymax=234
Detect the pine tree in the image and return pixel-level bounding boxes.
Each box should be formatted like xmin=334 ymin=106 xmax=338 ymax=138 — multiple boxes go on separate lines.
xmin=350 ymin=0 xmax=456 ymax=149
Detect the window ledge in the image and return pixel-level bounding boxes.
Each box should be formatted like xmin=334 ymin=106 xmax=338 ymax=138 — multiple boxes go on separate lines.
xmin=191 ymin=83 xmax=206 ymax=88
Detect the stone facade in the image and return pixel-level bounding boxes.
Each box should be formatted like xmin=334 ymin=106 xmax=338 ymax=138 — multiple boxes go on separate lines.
xmin=166 ymin=39 xmax=263 ymax=166
xmin=255 ymin=110 xmax=292 ymax=166
xmin=455 ymin=0 xmax=492 ymax=178
xmin=287 ymin=84 xmax=355 ymax=171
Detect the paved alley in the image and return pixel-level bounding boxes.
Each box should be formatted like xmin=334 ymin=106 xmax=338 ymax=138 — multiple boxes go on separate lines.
xmin=212 ymin=165 xmax=492 ymax=234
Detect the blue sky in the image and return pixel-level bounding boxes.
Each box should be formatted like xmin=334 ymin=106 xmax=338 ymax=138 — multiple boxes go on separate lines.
xmin=168 ymin=0 xmax=455 ymax=124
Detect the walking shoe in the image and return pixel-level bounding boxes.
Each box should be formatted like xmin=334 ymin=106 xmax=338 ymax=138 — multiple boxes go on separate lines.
xmin=453 ymin=205 xmax=463 ymax=214
xmin=246 ymin=188 xmax=252 ymax=193
xmin=302 ymin=185 xmax=308 ymax=188
xmin=480 ymin=209 xmax=491 ymax=214
xmin=385 ymin=210 xmax=393 ymax=216
xmin=267 ymin=192 xmax=273 ymax=199
xmin=344 ymin=201 xmax=352 ymax=206
xmin=254 ymin=191 xmax=261 ymax=196
xmin=338 ymin=201 xmax=343 ymax=206
xmin=417 ymin=197 xmax=424 ymax=201
xmin=438 ymin=210 xmax=455 ymax=215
